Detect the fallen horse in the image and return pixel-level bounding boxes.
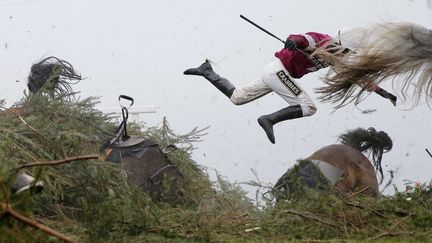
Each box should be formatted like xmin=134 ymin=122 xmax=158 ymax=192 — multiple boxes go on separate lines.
xmin=273 ymin=127 xmax=393 ymax=199
xmin=102 ymin=95 xmax=185 ymax=203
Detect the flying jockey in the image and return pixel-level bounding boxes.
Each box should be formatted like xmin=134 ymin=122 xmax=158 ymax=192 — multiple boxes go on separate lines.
xmin=184 ymin=32 xmax=380 ymax=144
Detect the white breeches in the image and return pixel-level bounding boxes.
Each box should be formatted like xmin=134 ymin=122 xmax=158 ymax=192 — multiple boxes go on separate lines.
xmin=229 ymin=58 xmax=316 ymax=116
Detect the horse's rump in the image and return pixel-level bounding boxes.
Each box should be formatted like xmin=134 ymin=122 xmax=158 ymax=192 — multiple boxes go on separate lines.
xmin=105 ymin=137 xmax=185 ymax=202
xmin=273 ymin=127 xmax=392 ymax=200
xmin=307 ymin=144 xmax=380 ymax=197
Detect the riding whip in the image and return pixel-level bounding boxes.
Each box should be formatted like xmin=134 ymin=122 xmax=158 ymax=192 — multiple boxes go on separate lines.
xmin=240 ymin=15 xmax=285 ymax=44
xmin=239 ymin=14 xmax=397 ymax=106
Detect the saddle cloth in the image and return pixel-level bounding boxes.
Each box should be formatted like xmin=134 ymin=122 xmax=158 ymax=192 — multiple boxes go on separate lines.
xmin=310 ymin=159 xmax=343 ymax=185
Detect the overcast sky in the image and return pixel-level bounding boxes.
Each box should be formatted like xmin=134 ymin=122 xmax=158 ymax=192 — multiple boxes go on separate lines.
xmin=1 ymin=0 xmax=431 ymax=198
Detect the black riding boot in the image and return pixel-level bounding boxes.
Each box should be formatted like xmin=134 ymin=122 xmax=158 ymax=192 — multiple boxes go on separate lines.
xmin=258 ymin=105 xmax=304 ymax=144
xmin=184 ymin=60 xmax=235 ymax=98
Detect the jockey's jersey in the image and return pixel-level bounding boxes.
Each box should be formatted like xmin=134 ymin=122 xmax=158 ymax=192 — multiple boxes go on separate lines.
xmin=275 ymin=32 xmax=333 ymax=79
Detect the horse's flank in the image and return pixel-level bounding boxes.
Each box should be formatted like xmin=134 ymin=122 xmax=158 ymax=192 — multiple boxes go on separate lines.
xmin=307 ymin=144 xmax=379 ymax=197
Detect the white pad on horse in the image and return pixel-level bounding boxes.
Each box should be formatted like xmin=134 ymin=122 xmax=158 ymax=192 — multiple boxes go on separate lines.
xmin=311 ymin=160 xmax=343 ymax=186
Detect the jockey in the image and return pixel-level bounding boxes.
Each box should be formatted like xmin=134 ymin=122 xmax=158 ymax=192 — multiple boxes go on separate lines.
xmin=184 ymin=32 xmax=371 ymax=144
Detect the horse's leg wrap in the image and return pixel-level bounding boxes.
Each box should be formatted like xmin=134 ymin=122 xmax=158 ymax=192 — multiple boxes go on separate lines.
xmin=257 ymin=104 xmax=303 ymax=144
xmin=184 ymin=60 xmax=235 ymax=98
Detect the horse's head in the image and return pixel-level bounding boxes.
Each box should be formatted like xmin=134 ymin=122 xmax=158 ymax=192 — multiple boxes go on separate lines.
xmin=27 ymin=56 xmax=82 ymax=97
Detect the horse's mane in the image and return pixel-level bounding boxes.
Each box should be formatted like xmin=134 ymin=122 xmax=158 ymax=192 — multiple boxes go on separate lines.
xmin=337 ymin=127 xmax=393 ymax=183
xmin=316 ymin=22 xmax=432 ymax=109
xmin=27 ymin=56 xmax=82 ymax=99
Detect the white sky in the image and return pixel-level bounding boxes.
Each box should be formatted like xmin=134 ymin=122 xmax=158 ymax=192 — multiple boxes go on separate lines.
xmin=1 ymin=0 xmax=431 ymax=198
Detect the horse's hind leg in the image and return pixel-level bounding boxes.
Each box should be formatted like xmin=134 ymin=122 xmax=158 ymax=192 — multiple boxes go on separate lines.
xmin=357 ymin=172 xmax=379 ymax=197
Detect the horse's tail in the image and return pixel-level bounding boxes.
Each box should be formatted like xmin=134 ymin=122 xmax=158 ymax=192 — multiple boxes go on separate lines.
xmin=27 ymin=56 xmax=82 ymax=96
xmin=338 ymin=127 xmax=393 ymax=183
xmin=316 ymin=22 xmax=432 ymax=108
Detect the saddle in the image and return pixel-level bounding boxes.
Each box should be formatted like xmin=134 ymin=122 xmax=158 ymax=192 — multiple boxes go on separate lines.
xmin=106 ymin=137 xmax=159 ymax=163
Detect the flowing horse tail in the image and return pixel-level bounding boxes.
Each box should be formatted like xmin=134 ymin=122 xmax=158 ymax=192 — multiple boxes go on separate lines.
xmin=317 ymin=22 xmax=432 ymax=108
xmin=27 ymin=56 xmax=82 ymax=98
xmin=338 ymin=127 xmax=393 ymax=183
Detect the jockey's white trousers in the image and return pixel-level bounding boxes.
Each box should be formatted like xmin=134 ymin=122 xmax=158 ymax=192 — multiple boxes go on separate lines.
xmin=229 ymin=58 xmax=316 ymax=116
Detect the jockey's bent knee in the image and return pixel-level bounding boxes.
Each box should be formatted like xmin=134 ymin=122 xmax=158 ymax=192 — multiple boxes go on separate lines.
xmin=300 ymin=104 xmax=317 ymax=117
xmin=229 ymin=82 xmax=272 ymax=105
xmin=229 ymin=92 xmax=255 ymax=105
xmin=229 ymin=96 xmax=247 ymax=105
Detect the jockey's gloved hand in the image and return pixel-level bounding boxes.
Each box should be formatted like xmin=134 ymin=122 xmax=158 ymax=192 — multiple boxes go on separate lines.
xmin=284 ymin=39 xmax=297 ymax=50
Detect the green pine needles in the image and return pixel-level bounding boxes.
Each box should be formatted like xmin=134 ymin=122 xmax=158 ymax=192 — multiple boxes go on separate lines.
xmin=0 ymin=79 xmax=431 ymax=242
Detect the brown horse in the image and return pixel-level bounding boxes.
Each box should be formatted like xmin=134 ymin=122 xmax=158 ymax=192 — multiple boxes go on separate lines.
xmin=104 ymin=137 xmax=185 ymax=203
xmin=103 ymin=95 xmax=186 ymax=203
xmin=273 ymin=127 xmax=393 ymax=199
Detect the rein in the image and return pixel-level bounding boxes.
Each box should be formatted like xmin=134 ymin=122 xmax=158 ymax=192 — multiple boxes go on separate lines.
xmin=149 ymin=164 xmax=176 ymax=181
